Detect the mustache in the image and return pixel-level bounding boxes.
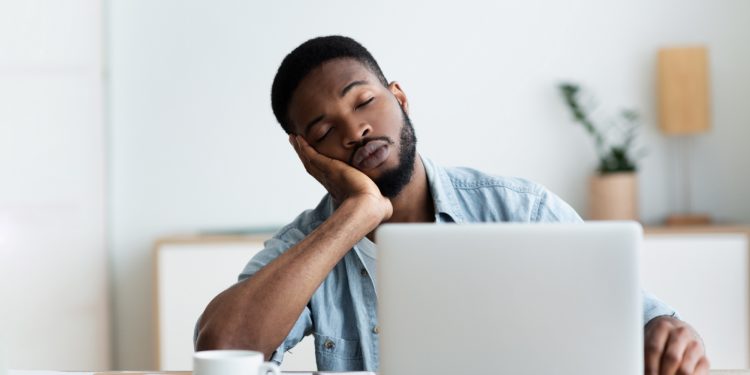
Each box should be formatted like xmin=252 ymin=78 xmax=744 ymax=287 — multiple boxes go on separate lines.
xmin=348 ymin=136 xmax=395 ymax=166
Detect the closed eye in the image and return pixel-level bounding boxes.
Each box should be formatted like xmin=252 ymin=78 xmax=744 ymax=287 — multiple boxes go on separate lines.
xmin=356 ymin=97 xmax=375 ymax=110
xmin=316 ymin=128 xmax=332 ymax=143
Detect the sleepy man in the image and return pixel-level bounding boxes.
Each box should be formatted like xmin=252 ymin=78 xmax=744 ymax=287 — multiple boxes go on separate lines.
xmin=195 ymin=35 xmax=709 ymax=375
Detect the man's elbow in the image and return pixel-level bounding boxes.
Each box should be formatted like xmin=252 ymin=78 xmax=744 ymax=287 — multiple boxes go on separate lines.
xmin=195 ymin=326 xmax=221 ymax=352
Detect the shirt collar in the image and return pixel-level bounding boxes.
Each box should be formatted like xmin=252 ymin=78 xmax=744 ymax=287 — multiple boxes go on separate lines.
xmin=420 ymin=155 xmax=464 ymax=223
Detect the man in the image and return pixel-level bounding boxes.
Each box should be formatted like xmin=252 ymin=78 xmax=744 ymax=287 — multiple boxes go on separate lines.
xmin=195 ymin=35 xmax=709 ymax=375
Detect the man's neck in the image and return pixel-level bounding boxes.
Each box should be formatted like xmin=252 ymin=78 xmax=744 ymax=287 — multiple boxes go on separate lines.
xmin=367 ymin=154 xmax=434 ymax=242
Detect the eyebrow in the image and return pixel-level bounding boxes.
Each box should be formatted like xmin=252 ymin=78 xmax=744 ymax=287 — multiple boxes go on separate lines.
xmin=303 ymin=79 xmax=370 ymax=135
xmin=340 ymin=80 xmax=368 ymax=97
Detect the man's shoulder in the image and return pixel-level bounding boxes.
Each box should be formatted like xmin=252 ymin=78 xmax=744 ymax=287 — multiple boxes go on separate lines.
xmin=273 ymin=194 xmax=333 ymax=241
xmin=423 ymin=156 xmax=547 ymax=200
xmin=443 ymin=165 xmax=547 ymax=197
xmin=424 ymin=159 xmax=579 ymax=223
xmin=238 ymin=194 xmax=334 ymax=281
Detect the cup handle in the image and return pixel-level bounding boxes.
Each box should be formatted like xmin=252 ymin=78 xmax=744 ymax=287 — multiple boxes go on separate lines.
xmin=259 ymin=361 xmax=281 ymax=375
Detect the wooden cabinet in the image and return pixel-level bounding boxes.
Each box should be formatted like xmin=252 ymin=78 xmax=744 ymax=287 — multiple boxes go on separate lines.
xmin=643 ymin=226 xmax=750 ymax=369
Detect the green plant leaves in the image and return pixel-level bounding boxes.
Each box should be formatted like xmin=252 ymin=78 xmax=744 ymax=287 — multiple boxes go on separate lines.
xmin=558 ymin=82 xmax=644 ymax=174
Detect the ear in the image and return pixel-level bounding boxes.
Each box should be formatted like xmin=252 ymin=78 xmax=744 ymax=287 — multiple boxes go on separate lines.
xmin=388 ymin=81 xmax=409 ymax=114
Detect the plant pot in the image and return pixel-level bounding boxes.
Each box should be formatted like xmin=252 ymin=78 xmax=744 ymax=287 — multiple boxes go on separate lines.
xmin=588 ymin=172 xmax=638 ymax=221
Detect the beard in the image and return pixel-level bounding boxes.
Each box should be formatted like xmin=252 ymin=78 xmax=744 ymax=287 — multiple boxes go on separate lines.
xmin=372 ymin=108 xmax=417 ymax=198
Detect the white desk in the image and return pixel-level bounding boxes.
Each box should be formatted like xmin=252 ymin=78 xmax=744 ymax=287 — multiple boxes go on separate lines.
xmin=9 ymin=370 xmax=743 ymax=374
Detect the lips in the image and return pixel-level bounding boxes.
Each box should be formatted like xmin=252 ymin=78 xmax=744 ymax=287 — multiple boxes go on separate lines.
xmin=351 ymin=139 xmax=391 ymax=170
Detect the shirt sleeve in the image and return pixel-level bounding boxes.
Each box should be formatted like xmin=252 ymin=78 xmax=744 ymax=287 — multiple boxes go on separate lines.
xmin=642 ymin=289 xmax=680 ymax=324
xmin=268 ymin=305 xmax=313 ymax=364
xmin=238 ymin=227 xmax=307 ymax=280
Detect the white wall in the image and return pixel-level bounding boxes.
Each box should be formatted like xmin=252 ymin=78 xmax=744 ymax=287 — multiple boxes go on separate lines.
xmin=108 ymin=0 xmax=750 ymax=369
xmin=0 ymin=0 xmax=109 ymax=369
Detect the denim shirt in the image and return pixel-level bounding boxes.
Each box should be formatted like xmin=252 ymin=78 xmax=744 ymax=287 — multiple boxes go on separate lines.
xmin=238 ymin=156 xmax=677 ymax=372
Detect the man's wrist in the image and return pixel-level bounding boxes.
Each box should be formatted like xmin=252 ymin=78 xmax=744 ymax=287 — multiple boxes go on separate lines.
xmin=343 ymin=193 xmax=392 ymax=224
xmin=646 ymin=314 xmax=678 ymax=325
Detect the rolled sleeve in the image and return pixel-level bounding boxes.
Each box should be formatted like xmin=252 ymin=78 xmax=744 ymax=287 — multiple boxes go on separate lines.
xmin=269 ymin=305 xmax=313 ymax=364
xmin=642 ymin=289 xmax=680 ymax=324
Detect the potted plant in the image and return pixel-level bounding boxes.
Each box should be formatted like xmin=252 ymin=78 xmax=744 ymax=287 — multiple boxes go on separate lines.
xmin=558 ymin=83 xmax=645 ymax=220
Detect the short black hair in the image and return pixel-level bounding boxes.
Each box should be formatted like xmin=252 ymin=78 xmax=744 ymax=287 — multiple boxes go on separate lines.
xmin=271 ymin=35 xmax=389 ymax=134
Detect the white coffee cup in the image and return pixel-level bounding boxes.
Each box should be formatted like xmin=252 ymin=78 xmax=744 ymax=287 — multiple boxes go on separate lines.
xmin=194 ymin=350 xmax=280 ymax=375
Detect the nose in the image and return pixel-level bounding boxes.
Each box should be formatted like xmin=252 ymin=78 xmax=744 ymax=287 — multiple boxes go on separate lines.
xmin=341 ymin=119 xmax=372 ymax=148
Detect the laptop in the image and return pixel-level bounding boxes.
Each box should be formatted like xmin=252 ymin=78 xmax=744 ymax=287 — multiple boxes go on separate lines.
xmin=376 ymin=222 xmax=643 ymax=375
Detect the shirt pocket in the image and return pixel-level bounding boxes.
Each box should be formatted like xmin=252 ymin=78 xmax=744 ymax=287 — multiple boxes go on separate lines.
xmin=313 ymin=332 xmax=364 ymax=371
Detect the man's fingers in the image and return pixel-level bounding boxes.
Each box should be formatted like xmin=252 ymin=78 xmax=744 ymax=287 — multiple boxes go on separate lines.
xmin=693 ymin=357 xmax=710 ymax=375
xmin=675 ymin=341 xmax=704 ymax=375
xmin=295 ymin=136 xmax=320 ymax=158
xmin=291 ymin=135 xmax=346 ymax=189
xmin=295 ymin=136 xmax=338 ymax=173
xmin=644 ymin=317 xmax=709 ymax=375
xmin=287 ymin=135 xmax=380 ymax=206
xmin=644 ymin=319 xmax=671 ymax=375
xmin=289 ymin=135 xmax=319 ymax=177
xmin=659 ymin=326 xmax=693 ymax=375
xmin=289 ymin=134 xmax=305 ymax=160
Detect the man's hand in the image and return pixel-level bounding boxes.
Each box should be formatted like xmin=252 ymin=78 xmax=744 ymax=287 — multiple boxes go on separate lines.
xmin=289 ymin=135 xmax=392 ymax=221
xmin=644 ymin=316 xmax=709 ymax=375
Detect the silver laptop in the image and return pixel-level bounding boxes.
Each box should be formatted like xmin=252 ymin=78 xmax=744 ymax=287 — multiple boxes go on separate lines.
xmin=376 ymin=222 xmax=643 ymax=375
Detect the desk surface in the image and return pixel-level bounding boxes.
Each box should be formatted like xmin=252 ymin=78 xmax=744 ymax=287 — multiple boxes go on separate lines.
xmin=87 ymin=371 xmax=748 ymax=375
xmin=8 ymin=369 xmax=750 ymax=375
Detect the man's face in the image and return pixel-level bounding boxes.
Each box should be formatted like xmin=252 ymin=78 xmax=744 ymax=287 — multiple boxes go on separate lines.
xmin=287 ymin=58 xmax=417 ymax=198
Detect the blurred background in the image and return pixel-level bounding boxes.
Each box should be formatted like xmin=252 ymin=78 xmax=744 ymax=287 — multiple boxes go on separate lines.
xmin=1 ymin=0 xmax=749 ymax=371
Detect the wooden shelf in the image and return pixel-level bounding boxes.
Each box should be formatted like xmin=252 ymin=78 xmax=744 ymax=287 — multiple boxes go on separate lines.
xmin=645 ymin=225 xmax=750 ymax=235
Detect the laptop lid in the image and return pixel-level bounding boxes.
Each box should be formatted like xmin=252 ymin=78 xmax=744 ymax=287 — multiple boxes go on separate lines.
xmin=376 ymin=222 xmax=643 ymax=375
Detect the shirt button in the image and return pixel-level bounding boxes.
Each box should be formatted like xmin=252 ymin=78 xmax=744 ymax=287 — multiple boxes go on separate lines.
xmin=372 ymin=326 xmax=380 ymax=334
xmin=324 ymin=339 xmax=335 ymax=350
xmin=360 ymin=268 xmax=368 ymax=277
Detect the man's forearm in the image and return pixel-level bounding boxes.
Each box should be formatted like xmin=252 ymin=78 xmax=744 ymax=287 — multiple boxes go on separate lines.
xmin=195 ymin=195 xmax=384 ymax=357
